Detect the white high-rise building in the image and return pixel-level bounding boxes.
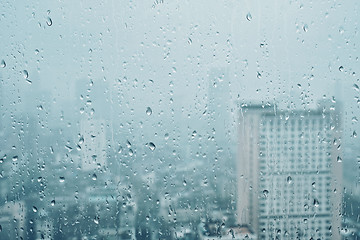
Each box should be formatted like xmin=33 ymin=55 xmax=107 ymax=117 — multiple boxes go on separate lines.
xmin=236 ymin=103 xmax=342 ymax=240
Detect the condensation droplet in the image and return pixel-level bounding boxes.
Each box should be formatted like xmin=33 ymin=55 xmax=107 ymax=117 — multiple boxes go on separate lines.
xmin=51 ymin=200 xmax=55 ymax=206
xmin=23 ymin=70 xmax=29 ymax=79
xmin=92 ymin=173 xmax=97 ymax=180
xmin=59 ymin=176 xmax=65 ymax=182
xmin=246 ymin=13 xmax=252 ymax=21
xmin=303 ymin=24 xmax=308 ymax=32
xmin=46 ymin=17 xmax=52 ymax=26
xmin=146 ymin=107 xmax=152 ymax=116
xmin=33 ymin=206 xmax=38 ymax=212
xmin=313 ymin=199 xmax=320 ymax=207
xmin=148 ymin=142 xmax=156 ymax=151
xmin=352 ymin=131 xmax=357 ymax=138
xmin=257 ymin=72 xmax=262 ymax=79
xmin=263 ymin=189 xmax=269 ymax=198
xmin=339 ymin=66 xmax=344 ymax=72
xmin=286 ymin=176 xmax=292 ymax=184
xmin=0 ymin=60 xmax=6 ymax=68
xmin=353 ymin=84 xmax=359 ymax=92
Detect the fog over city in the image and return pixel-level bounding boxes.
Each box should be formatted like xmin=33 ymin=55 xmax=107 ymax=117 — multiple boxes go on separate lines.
xmin=0 ymin=0 xmax=359 ymax=239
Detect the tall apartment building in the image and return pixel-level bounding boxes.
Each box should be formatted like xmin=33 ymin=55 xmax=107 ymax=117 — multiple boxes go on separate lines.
xmin=236 ymin=102 xmax=342 ymax=239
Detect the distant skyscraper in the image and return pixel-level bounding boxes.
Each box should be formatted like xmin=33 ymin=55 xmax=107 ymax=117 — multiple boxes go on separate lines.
xmin=207 ymin=68 xmax=231 ymax=147
xmin=236 ymin=102 xmax=342 ymax=240
xmin=80 ymin=118 xmax=107 ymax=171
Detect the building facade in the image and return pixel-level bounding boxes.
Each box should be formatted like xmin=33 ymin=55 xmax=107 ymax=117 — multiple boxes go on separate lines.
xmin=236 ymin=103 xmax=342 ymax=239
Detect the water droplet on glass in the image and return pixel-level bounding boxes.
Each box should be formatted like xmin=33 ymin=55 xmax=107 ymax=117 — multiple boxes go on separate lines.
xmin=51 ymin=200 xmax=55 ymax=206
xmin=183 ymin=180 xmax=187 ymax=186
xmin=187 ymin=38 xmax=192 ymax=44
xmin=33 ymin=206 xmax=38 ymax=212
xmin=313 ymin=199 xmax=319 ymax=207
xmin=339 ymin=66 xmax=344 ymax=72
xmin=23 ymin=70 xmax=29 ymax=79
xmin=46 ymin=17 xmax=52 ymax=26
xmin=263 ymin=189 xmax=269 ymax=198
xmin=146 ymin=107 xmax=152 ymax=115
xmin=257 ymin=72 xmax=262 ymax=79
xmin=246 ymin=13 xmax=252 ymax=21
xmin=303 ymin=24 xmax=308 ymax=32
xmin=128 ymin=149 xmax=133 ymax=156
xmin=0 ymin=60 xmax=6 ymax=68
xmin=191 ymin=130 xmax=197 ymax=138
xmin=94 ymin=217 xmax=99 ymax=224
xmin=353 ymin=84 xmax=359 ymax=92
xmin=92 ymin=173 xmax=97 ymax=180
xmin=337 ymin=156 xmax=342 ymax=162
xmin=59 ymin=176 xmax=65 ymax=182
xmin=286 ymin=176 xmax=292 ymax=184
xmin=352 ymin=130 xmax=357 ymax=138
xmin=148 ymin=142 xmax=156 ymax=151
xmin=12 ymin=156 xmax=18 ymax=162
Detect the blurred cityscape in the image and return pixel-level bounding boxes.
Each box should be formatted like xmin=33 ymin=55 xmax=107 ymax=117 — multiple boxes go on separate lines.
xmin=0 ymin=69 xmax=359 ymax=240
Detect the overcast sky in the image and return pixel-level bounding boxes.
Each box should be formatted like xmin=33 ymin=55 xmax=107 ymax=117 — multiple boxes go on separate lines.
xmin=1 ymin=0 xmax=359 ymax=146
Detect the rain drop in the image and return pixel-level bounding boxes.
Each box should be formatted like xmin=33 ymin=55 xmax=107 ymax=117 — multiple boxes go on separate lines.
xmin=128 ymin=149 xmax=133 ymax=156
xmin=303 ymin=24 xmax=308 ymax=32
xmin=352 ymin=131 xmax=357 ymax=138
xmin=353 ymin=84 xmax=359 ymax=92
xmin=12 ymin=156 xmax=18 ymax=162
xmin=33 ymin=206 xmax=38 ymax=213
xmin=246 ymin=12 xmax=252 ymax=21
xmin=23 ymin=70 xmax=29 ymax=79
xmin=313 ymin=199 xmax=320 ymax=207
xmin=286 ymin=176 xmax=292 ymax=184
xmin=46 ymin=17 xmax=52 ymax=26
xmin=59 ymin=176 xmax=65 ymax=182
xmin=339 ymin=66 xmax=344 ymax=72
xmin=263 ymin=189 xmax=269 ymax=198
xmin=146 ymin=107 xmax=152 ymax=116
xmin=0 ymin=60 xmax=6 ymax=68
xmin=148 ymin=142 xmax=156 ymax=151
xmin=257 ymin=72 xmax=262 ymax=79
xmin=51 ymin=200 xmax=55 ymax=206
xmin=92 ymin=173 xmax=97 ymax=180
xmin=337 ymin=156 xmax=342 ymax=162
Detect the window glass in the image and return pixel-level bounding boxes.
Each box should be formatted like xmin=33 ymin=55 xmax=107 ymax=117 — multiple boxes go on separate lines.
xmin=0 ymin=1 xmax=359 ymax=239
